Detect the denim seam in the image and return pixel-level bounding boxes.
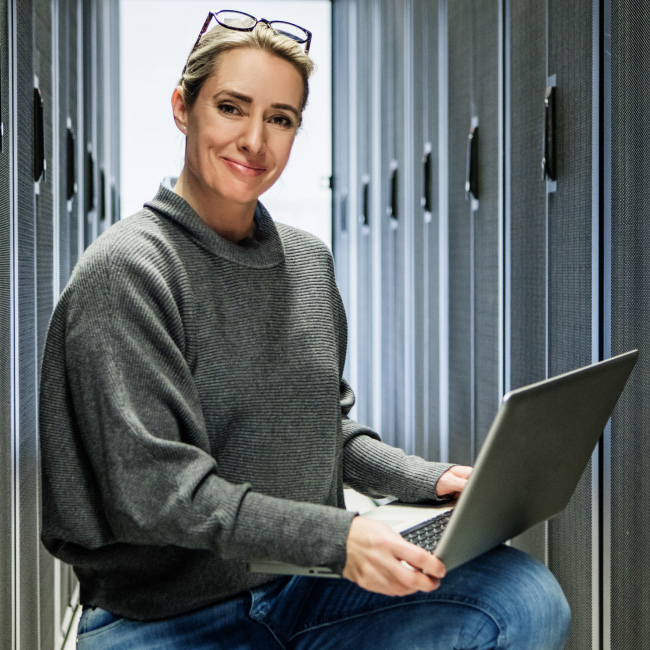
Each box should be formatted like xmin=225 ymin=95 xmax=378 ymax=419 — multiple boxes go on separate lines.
xmin=287 ymin=595 xmax=505 ymax=643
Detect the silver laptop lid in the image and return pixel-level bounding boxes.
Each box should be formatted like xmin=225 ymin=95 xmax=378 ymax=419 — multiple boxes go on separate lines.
xmin=435 ymin=350 xmax=638 ymax=571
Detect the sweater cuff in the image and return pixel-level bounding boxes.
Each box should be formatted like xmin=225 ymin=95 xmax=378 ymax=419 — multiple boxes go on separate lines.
xmin=344 ymin=434 xmax=455 ymax=503
xmin=225 ymin=491 xmax=355 ymax=574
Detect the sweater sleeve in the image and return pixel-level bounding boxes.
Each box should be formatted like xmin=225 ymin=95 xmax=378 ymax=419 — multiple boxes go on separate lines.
xmin=59 ymin=239 xmax=353 ymax=571
xmin=340 ymin=378 xmax=454 ymax=503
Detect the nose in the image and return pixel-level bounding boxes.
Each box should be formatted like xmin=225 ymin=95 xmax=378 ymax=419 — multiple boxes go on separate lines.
xmin=238 ymin=116 xmax=266 ymax=156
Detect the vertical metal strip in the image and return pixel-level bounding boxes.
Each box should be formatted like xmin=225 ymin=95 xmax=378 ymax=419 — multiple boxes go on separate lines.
xmin=497 ymin=0 xmax=505 ymax=403
xmin=601 ymin=0 xmax=613 ymax=647
xmin=503 ymin=0 xmax=511 ymax=397
xmin=371 ymin=1 xmax=383 ymax=433
xmin=347 ymin=0 xmax=358 ymax=412
xmin=543 ymin=0 xmax=550 ymax=570
xmin=438 ymin=0 xmax=449 ymax=463
xmin=403 ymin=0 xmax=415 ymax=453
xmin=591 ymin=1 xmax=603 ymax=649
xmin=9 ymin=0 xmax=17 ymax=646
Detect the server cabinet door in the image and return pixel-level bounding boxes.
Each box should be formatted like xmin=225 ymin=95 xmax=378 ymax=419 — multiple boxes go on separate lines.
xmin=447 ymin=0 xmax=500 ymax=466
xmin=545 ymin=3 xmax=597 ymax=649
xmin=507 ymin=1 xmax=598 ymax=647
xmin=1 ymin=1 xmax=15 ymax=648
xmin=379 ymin=0 xmax=409 ymax=451
xmin=332 ymin=0 xmax=351 ymax=320
xmin=15 ymin=0 xmax=40 ymax=648
xmin=352 ymin=0 xmax=374 ymax=428
xmin=506 ymin=0 xmax=548 ymax=565
xmin=412 ymin=0 xmax=440 ymax=462
xmin=34 ymin=1 xmax=58 ymax=648
xmin=608 ymin=2 xmax=650 ymax=648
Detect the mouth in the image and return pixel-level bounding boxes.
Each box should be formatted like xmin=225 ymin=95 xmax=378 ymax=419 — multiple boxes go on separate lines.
xmin=221 ymin=157 xmax=268 ymax=177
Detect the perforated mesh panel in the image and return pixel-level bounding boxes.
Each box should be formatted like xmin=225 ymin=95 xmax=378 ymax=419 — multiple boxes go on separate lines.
xmin=472 ymin=0 xmax=499 ymax=453
xmin=16 ymin=0 xmax=41 ymax=647
xmin=507 ymin=0 xmax=548 ymax=566
xmin=423 ymin=0 xmax=440 ymax=463
xmin=546 ymin=1 xmax=595 ymax=648
xmin=379 ymin=0 xmax=404 ymax=449
xmin=447 ymin=0 xmax=473 ymax=466
xmin=354 ymin=0 xmax=374 ymax=428
xmin=610 ymin=2 xmax=650 ymax=647
xmin=34 ymin=2 xmax=56 ymax=645
xmin=412 ymin=0 xmax=440 ymax=462
xmin=1 ymin=2 xmax=14 ymax=649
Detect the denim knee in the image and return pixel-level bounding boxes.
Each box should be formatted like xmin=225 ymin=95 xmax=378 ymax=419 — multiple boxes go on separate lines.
xmin=495 ymin=547 xmax=571 ymax=650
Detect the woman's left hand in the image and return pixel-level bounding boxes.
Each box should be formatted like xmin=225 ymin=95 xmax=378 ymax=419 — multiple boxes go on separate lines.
xmin=435 ymin=465 xmax=473 ymax=499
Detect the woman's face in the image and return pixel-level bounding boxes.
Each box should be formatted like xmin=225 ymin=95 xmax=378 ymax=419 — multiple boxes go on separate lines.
xmin=175 ymin=48 xmax=304 ymax=209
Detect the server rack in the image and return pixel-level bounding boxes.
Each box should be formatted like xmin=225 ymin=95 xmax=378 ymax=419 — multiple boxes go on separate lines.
xmin=606 ymin=1 xmax=650 ymax=648
xmin=505 ymin=2 xmax=599 ymax=647
xmin=378 ymin=0 xmax=409 ymax=451
xmin=411 ymin=0 xmax=441 ymax=462
xmin=446 ymin=0 xmax=501 ymax=467
xmin=1 ymin=2 xmax=15 ymax=649
xmin=352 ymin=0 xmax=374 ymax=428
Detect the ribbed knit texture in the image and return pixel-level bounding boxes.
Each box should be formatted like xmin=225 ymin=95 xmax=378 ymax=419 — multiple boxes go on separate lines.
xmin=39 ymin=185 xmax=452 ymax=620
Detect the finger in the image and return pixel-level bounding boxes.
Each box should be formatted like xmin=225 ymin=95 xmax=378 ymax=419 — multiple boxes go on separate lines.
xmin=393 ymin=540 xmax=447 ymax=579
xmin=437 ymin=474 xmax=468 ymax=495
xmin=393 ymin=561 xmax=441 ymax=594
xmin=452 ymin=465 xmax=473 ymax=479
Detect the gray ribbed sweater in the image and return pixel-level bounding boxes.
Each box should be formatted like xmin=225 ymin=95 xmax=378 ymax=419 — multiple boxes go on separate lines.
xmin=39 ymin=185 xmax=452 ymax=620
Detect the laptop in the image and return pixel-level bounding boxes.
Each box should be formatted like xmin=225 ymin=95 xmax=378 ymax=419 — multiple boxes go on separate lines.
xmin=248 ymin=350 xmax=638 ymax=576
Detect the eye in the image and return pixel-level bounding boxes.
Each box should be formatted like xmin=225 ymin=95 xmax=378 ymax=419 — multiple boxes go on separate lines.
xmin=217 ymin=102 xmax=240 ymax=116
xmin=270 ymin=114 xmax=295 ymax=129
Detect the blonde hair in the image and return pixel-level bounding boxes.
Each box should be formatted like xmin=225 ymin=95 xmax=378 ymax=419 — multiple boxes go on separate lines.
xmin=178 ymin=21 xmax=314 ymax=113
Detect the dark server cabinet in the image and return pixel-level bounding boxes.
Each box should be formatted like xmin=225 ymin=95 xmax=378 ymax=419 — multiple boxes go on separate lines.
xmin=1 ymin=2 xmax=15 ymax=650
xmin=379 ymin=0 xmax=409 ymax=451
xmin=507 ymin=1 xmax=598 ymax=648
xmin=607 ymin=2 xmax=650 ymax=648
xmin=34 ymin=2 xmax=57 ymax=645
xmin=15 ymin=0 xmax=40 ymax=648
xmin=447 ymin=0 xmax=501 ymax=467
xmin=412 ymin=0 xmax=441 ymax=462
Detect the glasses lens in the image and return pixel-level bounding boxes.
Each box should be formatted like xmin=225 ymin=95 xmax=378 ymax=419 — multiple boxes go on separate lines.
xmin=216 ymin=10 xmax=256 ymax=30
xmin=269 ymin=21 xmax=309 ymax=44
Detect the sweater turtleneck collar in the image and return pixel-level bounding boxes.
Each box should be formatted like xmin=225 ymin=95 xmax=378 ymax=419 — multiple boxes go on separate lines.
xmin=144 ymin=184 xmax=286 ymax=269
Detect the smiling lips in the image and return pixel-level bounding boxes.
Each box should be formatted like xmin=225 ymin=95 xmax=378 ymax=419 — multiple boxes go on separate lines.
xmin=221 ymin=157 xmax=268 ymax=177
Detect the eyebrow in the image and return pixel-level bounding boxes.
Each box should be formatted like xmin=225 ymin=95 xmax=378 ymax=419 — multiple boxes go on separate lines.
xmin=215 ymin=90 xmax=300 ymax=118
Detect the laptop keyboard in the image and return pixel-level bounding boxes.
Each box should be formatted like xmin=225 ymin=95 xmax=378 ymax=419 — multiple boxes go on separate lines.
xmin=400 ymin=510 xmax=453 ymax=553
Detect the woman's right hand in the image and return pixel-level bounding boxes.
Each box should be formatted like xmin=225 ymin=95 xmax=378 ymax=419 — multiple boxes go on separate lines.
xmin=342 ymin=516 xmax=446 ymax=596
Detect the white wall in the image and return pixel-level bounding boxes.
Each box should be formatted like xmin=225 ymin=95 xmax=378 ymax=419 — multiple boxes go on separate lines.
xmin=120 ymin=0 xmax=332 ymax=245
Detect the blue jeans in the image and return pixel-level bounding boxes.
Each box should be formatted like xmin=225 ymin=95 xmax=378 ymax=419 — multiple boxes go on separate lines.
xmin=76 ymin=545 xmax=570 ymax=650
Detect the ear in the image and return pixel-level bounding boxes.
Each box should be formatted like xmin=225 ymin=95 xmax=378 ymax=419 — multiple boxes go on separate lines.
xmin=172 ymin=86 xmax=189 ymax=135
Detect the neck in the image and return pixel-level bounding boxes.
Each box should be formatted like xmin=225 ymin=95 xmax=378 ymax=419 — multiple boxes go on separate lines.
xmin=173 ymin=169 xmax=257 ymax=243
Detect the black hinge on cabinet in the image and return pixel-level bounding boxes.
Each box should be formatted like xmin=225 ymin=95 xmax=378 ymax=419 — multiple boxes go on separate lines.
xmin=66 ymin=121 xmax=77 ymax=201
xmin=387 ymin=161 xmax=398 ymax=220
xmin=542 ymin=85 xmax=557 ymax=181
xmin=33 ymin=86 xmax=45 ymax=183
xmin=465 ymin=124 xmax=479 ymax=201
xmin=422 ymin=149 xmax=432 ymax=214
xmin=360 ymin=176 xmax=370 ymax=226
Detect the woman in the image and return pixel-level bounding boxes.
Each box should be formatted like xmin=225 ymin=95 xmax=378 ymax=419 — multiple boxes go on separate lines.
xmin=39 ymin=10 xmax=570 ymax=649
